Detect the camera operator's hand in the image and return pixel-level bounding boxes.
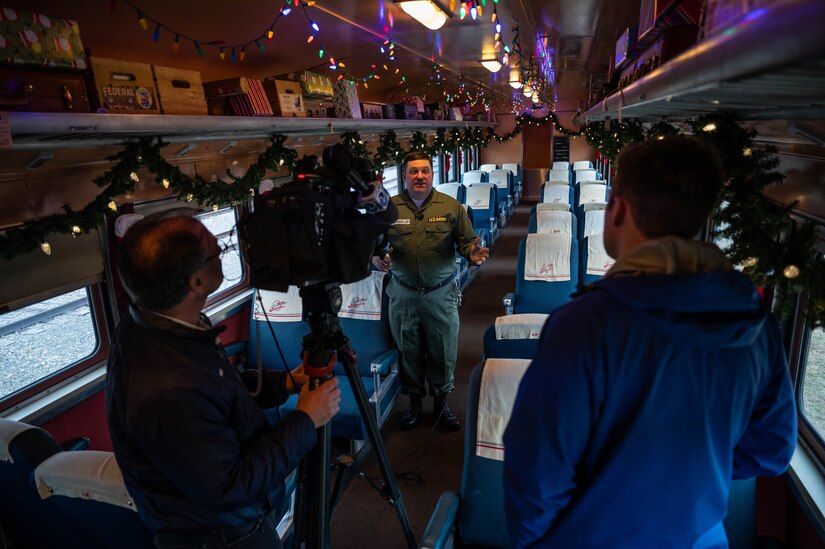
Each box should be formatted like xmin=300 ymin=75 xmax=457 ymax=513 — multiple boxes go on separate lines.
xmin=285 ymin=365 xmax=309 ymax=394
xmin=371 ymin=247 xmax=393 ymax=272
xmin=469 ymin=238 xmax=490 ymax=266
xmin=296 ymin=377 xmax=341 ymax=428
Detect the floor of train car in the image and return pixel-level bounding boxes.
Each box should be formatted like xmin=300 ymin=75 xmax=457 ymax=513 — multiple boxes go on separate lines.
xmin=328 ymin=199 xmax=533 ymax=547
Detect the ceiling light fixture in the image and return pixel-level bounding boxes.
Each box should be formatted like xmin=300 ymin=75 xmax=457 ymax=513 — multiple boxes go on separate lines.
xmin=394 ymin=0 xmax=451 ymax=30
xmin=509 ymin=80 xmax=523 ymax=89
xmin=480 ymin=59 xmax=502 ymax=73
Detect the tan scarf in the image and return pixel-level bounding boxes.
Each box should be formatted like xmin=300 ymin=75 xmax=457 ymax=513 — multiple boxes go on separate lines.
xmin=604 ymin=237 xmax=734 ymax=278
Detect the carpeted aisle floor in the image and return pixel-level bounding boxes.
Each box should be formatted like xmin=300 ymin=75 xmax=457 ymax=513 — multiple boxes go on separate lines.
xmin=328 ymin=200 xmax=533 ymax=548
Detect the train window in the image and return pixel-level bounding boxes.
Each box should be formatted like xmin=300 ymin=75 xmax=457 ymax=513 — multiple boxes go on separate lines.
xmin=0 ymin=288 xmax=98 ymax=403
xmin=800 ymin=326 xmax=825 ymax=441
xmin=382 ymin=165 xmax=401 ymax=196
xmin=433 ymin=156 xmax=442 ymax=185
xmin=195 ymin=207 xmax=244 ymax=299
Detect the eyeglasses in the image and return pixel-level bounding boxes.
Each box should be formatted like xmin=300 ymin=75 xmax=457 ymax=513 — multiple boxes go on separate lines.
xmin=201 ymin=240 xmax=234 ymax=266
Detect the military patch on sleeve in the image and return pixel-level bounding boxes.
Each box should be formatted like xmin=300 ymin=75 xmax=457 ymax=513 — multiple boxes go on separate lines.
xmin=428 ymin=216 xmax=448 ymax=223
xmin=393 ymin=218 xmax=411 ymax=225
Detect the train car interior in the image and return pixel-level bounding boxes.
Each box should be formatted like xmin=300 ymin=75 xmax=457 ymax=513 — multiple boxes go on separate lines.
xmin=0 ymin=0 xmax=824 ymax=547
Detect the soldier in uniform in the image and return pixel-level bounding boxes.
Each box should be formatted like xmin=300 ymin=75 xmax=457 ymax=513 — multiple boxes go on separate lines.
xmin=372 ymin=152 xmax=489 ymax=431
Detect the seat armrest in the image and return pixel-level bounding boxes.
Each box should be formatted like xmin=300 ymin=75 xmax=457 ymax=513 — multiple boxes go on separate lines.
xmin=420 ymin=491 xmax=460 ymax=549
xmin=61 ymin=437 xmax=91 ymax=451
xmin=503 ymin=293 xmax=514 ymax=315
xmin=370 ymin=349 xmax=399 ymax=376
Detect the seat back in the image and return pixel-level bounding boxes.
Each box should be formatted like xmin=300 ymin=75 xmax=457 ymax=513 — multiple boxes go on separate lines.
xmin=437 ymin=182 xmax=466 ymax=204
xmin=576 ymin=183 xmax=607 ymax=210
xmin=478 ymin=163 xmax=497 ymax=173
xmin=541 ymin=182 xmax=573 ymax=208
xmin=488 ymin=169 xmax=512 ymax=192
xmin=579 ymin=235 xmax=615 ymax=285
xmin=248 ymin=287 xmax=309 ymax=373
xmin=462 ymin=170 xmax=487 ymax=185
xmin=574 ymin=169 xmax=598 ymax=184
xmin=500 ymin=163 xmax=521 ymax=182
xmin=573 ymin=160 xmax=593 ymax=170
xmin=337 ymin=272 xmax=394 ymax=376
xmin=35 ymin=450 xmax=153 ymax=549
xmin=579 ymin=206 xmax=606 ymax=242
xmin=458 ymin=360 xmax=530 ymax=548
xmin=515 ymin=235 xmax=579 ymax=314
xmin=0 ymin=418 xmax=100 ymax=548
xmin=533 ymin=210 xmax=577 ymax=238
xmin=552 ymin=161 xmax=570 ymax=171
xmin=466 ymin=184 xmax=499 ymax=235
xmin=482 ymin=314 xmax=548 ymax=360
xmin=546 ymin=168 xmax=570 ymax=182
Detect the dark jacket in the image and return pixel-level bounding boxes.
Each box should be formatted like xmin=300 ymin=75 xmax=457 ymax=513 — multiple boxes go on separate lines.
xmin=106 ymin=307 xmax=316 ymax=534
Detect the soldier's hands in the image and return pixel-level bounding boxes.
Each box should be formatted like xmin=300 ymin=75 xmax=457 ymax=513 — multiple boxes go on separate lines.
xmin=469 ymin=238 xmax=490 ymax=266
xmin=371 ymin=247 xmax=393 ymax=272
xmin=296 ymin=377 xmax=341 ymax=428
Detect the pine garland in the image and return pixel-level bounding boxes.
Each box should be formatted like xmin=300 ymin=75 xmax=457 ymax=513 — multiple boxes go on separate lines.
xmin=340 ymin=131 xmax=369 ymax=157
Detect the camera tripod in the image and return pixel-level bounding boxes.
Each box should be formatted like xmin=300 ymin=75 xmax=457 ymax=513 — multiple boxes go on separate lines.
xmin=291 ymin=282 xmax=416 ymax=549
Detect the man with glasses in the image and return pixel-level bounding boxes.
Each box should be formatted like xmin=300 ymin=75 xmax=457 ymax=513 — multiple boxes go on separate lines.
xmin=372 ymin=152 xmax=488 ymax=431
xmin=107 ymin=210 xmax=341 ymax=548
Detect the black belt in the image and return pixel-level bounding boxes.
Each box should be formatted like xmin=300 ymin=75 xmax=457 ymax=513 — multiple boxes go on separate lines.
xmin=391 ymin=272 xmax=455 ymax=294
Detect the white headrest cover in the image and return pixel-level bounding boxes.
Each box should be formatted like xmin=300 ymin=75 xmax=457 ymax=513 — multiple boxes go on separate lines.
xmin=35 ymin=451 xmax=138 ymax=511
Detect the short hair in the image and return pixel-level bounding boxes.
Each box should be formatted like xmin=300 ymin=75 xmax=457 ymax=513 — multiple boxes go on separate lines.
xmin=613 ymin=136 xmax=724 ymax=239
xmin=117 ymin=211 xmax=208 ymax=311
xmin=401 ymin=151 xmax=432 ymax=175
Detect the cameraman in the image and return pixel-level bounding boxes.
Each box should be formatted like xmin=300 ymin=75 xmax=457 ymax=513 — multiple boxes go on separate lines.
xmin=372 ymin=152 xmax=488 ymax=431
xmin=107 ymin=211 xmax=341 ymax=548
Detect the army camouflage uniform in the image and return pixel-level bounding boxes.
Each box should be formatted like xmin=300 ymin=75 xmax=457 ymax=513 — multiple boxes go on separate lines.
xmin=386 ymin=189 xmax=478 ymax=398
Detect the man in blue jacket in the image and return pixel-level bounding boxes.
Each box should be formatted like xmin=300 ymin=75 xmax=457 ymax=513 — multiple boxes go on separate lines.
xmin=107 ymin=211 xmax=341 ymax=548
xmin=503 ymin=136 xmax=797 ymax=548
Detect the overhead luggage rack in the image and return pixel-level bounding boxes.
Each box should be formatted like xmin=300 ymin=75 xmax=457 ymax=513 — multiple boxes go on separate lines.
xmin=2 ymin=112 xmax=493 ymax=151
xmin=582 ymin=0 xmax=825 ymax=123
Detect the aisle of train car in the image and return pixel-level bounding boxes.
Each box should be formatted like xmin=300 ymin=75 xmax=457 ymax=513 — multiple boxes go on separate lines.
xmin=329 ymin=200 xmax=532 ymax=547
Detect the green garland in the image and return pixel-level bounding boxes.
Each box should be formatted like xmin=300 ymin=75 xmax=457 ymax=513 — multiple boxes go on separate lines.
xmin=0 ymin=135 xmax=297 ymax=260
xmin=584 ymin=112 xmax=825 ymax=329
xmin=340 ymin=130 xmax=369 ymax=157
xmin=489 ymin=112 xmax=585 ymax=143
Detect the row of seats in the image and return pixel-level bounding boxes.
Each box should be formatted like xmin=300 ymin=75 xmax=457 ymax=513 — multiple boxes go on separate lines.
xmin=528 ymin=205 xmax=606 ymax=243
xmin=0 ymin=417 xmax=152 ymax=548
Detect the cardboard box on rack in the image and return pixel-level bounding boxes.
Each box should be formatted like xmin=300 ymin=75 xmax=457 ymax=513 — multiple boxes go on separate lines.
xmin=332 ymin=79 xmax=362 ymax=119
xmin=88 ymin=56 xmax=160 ymax=114
xmin=361 ymin=102 xmax=383 ymax=119
xmin=152 ymin=65 xmax=207 ymax=115
xmin=263 ymin=79 xmax=305 ymax=117
xmin=395 ymin=103 xmax=417 ymax=120
xmin=226 ymin=78 xmax=273 ymax=116
xmin=0 ymin=6 xmax=88 ymax=70
xmin=275 ymin=70 xmax=334 ymax=98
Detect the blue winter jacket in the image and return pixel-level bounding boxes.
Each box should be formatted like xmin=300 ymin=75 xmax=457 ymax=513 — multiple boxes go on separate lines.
xmin=107 ymin=307 xmax=317 ymax=534
xmin=503 ymin=271 xmax=796 ymax=548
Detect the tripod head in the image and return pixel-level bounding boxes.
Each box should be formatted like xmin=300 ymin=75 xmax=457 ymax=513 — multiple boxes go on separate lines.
xmin=299 ymin=282 xmax=348 ymax=381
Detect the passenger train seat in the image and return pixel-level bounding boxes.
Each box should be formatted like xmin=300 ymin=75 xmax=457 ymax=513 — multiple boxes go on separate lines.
xmin=34 ymin=450 xmax=153 ymax=548
xmin=503 ymin=234 xmax=579 ymax=315
xmin=488 ymin=169 xmax=514 ymax=221
xmin=420 ymin=359 xmax=530 ymax=549
xmin=552 ymin=161 xmax=570 ymax=171
xmin=478 ymin=163 xmax=497 ymax=174
xmin=250 ymin=274 xmax=401 ymax=442
xmin=461 ymin=170 xmax=487 ymax=185
xmin=573 ymin=160 xmax=593 ymax=171
xmin=466 ymin=184 xmax=501 ymax=244
xmin=482 ymin=314 xmax=548 ymax=360
xmin=436 ymin=182 xmax=466 ymax=204
xmin=0 ymin=418 xmax=100 ymax=547
xmin=500 ymin=163 xmax=522 ymax=204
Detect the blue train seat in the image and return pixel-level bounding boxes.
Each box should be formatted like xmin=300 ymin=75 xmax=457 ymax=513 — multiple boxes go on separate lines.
xmin=488 ymin=169 xmax=513 ymax=221
xmin=420 ymin=359 xmax=531 ymax=549
xmin=466 ymin=184 xmax=500 ymax=244
xmin=540 ymin=181 xmax=573 ymax=208
xmin=436 ymin=182 xmax=466 ymax=204
xmin=461 ymin=170 xmax=487 ymax=185
xmin=578 ymin=206 xmax=606 ymax=243
xmin=573 ymin=160 xmax=593 ymax=171
xmin=482 ymin=314 xmax=548 ymax=360
xmin=503 ymin=235 xmax=579 ymax=315
xmin=579 ymin=235 xmax=615 ymax=285
xmin=575 ymin=184 xmax=607 ymax=221
xmin=254 ymin=274 xmax=401 ymax=441
xmin=546 ymin=168 xmax=570 ymax=184
xmin=552 ymin=161 xmax=570 ymax=171
xmin=34 ymin=450 xmax=153 ymax=548
xmin=528 ymin=210 xmax=577 ymax=240
xmin=573 ymin=168 xmax=599 ymax=185
xmin=478 ymin=163 xmax=497 ymax=174
xmin=0 ymin=418 xmax=100 ymax=548
xmin=500 ymin=163 xmax=522 ymax=204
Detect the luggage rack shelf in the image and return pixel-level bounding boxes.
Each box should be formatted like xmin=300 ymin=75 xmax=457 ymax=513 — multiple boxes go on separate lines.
xmin=3 ymin=112 xmax=494 ymax=151
xmin=581 ymin=0 xmax=825 ymax=123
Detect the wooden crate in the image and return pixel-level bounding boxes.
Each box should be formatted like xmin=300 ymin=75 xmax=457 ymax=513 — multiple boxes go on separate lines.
xmin=87 ymin=57 xmax=160 ymax=114
xmin=263 ymin=79 xmax=305 ymax=117
xmin=152 ymin=65 xmax=207 ymax=115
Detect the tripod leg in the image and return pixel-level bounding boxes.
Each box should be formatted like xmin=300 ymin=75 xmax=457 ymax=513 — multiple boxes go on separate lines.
xmin=339 ymin=345 xmax=417 ymax=549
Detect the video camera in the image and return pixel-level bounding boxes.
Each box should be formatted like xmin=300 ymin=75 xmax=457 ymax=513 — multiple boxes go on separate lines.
xmin=239 ymin=143 xmax=397 ymax=292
